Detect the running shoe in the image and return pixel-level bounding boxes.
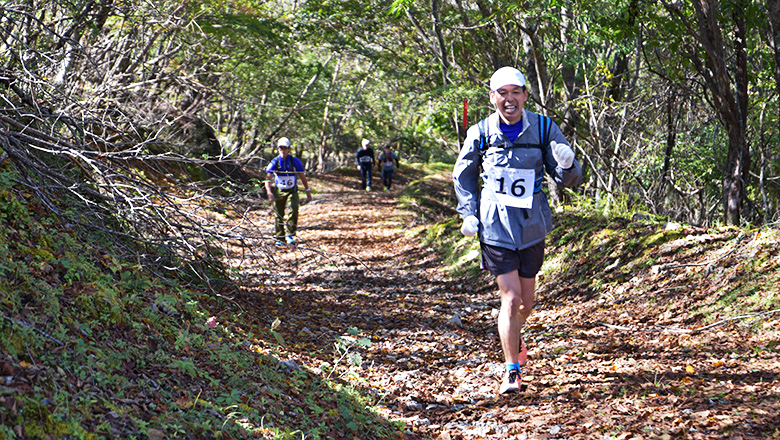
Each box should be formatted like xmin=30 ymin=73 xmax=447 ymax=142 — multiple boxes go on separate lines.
xmin=499 ymin=367 xmax=522 ymax=394
xmin=286 ymin=235 xmax=295 ymax=244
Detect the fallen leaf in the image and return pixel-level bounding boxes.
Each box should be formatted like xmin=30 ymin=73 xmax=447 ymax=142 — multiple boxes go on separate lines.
xmin=147 ymin=429 xmax=166 ymax=440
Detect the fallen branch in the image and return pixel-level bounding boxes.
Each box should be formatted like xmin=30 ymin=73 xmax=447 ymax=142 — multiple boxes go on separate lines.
xmin=655 ymin=232 xmax=748 ymax=272
xmin=596 ymin=308 xmax=780 ymax=334
xmin=1 ymin=315 xmax=65 ymax=346
xmin=690 ymin=309 xmax=780 ymax=333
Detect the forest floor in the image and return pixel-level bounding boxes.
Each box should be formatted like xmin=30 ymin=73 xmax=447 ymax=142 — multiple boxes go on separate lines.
xmin=232 ymin=167 xmax=779 ymax=440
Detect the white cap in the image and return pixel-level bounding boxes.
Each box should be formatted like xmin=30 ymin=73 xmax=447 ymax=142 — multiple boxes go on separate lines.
xmin=362 ymin=139 xmax=371 ymax=147
xmin=277 ymin=137 xmax=291 ymax=147
xmin=490 ymin=66 xmax=526 ymax=91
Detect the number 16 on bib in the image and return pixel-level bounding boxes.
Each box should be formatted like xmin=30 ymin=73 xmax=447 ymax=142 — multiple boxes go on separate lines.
xmin=489 ymin=168 xmax=535 ymax=209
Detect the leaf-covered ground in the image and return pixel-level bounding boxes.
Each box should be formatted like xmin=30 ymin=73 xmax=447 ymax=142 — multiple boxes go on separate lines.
xmin=238 ymin=168 xmax=780 ymax=440
xmin=2 ymin=165 xmax=778 ymax=439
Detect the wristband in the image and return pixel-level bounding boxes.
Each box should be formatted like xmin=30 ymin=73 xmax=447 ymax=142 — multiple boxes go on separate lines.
xmin=305 ymin=189 xmax=311 ymax=192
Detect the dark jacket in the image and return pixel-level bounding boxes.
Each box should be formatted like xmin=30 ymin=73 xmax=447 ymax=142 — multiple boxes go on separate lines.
xmin=357 ymin=147 xmax=375 ymax=168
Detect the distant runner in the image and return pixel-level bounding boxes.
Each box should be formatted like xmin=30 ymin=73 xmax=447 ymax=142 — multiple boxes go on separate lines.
xmin=265 ymin=137 xmax=312 ymax=245
xmin=377 ymin=144 xmax=399 ymax=191
xmin=356 ymin=138 xmax=375 ymax=191
xmin=452 ymin=67 xmax=583 ymax=394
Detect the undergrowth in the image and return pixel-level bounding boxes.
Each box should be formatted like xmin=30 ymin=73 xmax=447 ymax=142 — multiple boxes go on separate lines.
xmin=403 ymin=168 xmax=780 ymax=330
xmin=544 ymin=206 xmax=780 ymax=329
xmin=0 ymin=165 xmax=404 ymax=439
xmin=396 ymin=163 xmax=483 ymax=279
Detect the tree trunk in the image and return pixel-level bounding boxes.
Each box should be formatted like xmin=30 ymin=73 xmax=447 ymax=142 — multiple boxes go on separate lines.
xmin=520 ymin=21 xmax=549 ymax=109
xmin=768 ymin=0 xmax=780 ymax=130
xmin=732 ymin=0 xmax=750 ymax=222
xmin=666 ymin=0 xmax=748 ymax=225
xmin=559 ymin=5 xmax=578 ymax=135
xmin=723 ymin=127 xmax=746 ymax=226
xmin=660 ymin=90 xmax=676 ymax=198
xmin=608 ymin=0 xmax=640 ymax=102
xmin=430 ymin=0 xmax=450 ymax=85
xmin=318 ymin=57 xmax=342 ymax=173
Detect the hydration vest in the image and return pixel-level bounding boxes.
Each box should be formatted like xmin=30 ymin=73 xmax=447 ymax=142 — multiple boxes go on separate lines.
xmin=476 ymin=113 xmax=552 ymax=194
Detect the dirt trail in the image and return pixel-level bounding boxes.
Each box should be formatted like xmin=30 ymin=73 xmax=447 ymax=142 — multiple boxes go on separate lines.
xmin=241 ymin=171 xmax=779 ymax=440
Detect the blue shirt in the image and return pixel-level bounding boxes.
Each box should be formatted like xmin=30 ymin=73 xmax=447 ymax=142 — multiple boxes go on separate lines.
xmin=499 ymin=119 xmax=524 ymax=142
xmin=267 ymin=155 xmax=305 ymax=189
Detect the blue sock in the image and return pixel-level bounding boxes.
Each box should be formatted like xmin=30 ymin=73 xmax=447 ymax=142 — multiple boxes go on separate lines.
xmin=506 ymin=362 xmax=521 ymax=372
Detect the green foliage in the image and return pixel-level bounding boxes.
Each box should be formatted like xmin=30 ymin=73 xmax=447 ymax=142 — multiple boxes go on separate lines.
xmin=0 ymin=185 xmax=28 ymax=226
xmin=270 ymin=316 xmax=286 ymax=346
xmin=695 ymin=228 xmax=780 ymax=325
xmin=329 ymin=327 xmax=372 ymax=380
xmin=420 ymin=214 xmax=482 ymax=278
xmin=397 ymin=163 xmax=458 ymax=223
xmin=0 ymin=166 xmax=404 ymax=439
xmin=168 ymin=358 xmax=199 ymax=378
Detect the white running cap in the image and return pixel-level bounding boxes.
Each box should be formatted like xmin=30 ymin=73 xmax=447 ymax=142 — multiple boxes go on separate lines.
xmin=490 ymin=67 xmax=526 ymax=91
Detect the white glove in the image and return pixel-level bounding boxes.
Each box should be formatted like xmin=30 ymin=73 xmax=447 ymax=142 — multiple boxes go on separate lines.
xmin=460 ymin=215 xmax=480 ymax=237
xmin=551 ymin=141 xmax=575 ymax=169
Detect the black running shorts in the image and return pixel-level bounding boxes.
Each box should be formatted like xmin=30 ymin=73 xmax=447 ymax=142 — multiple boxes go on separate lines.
xmin=480 ymin=241 xmax=545 ymax=278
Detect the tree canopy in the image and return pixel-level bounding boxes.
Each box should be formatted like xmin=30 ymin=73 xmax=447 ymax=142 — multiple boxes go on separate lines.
xmin=2 ymin=0 xmax=779 ymax=230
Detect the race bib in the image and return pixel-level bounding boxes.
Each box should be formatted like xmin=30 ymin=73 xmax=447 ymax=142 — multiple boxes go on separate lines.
xmin=359 ymin=156 xmax=372 ymax=163
xmin=275 ymin=174 xmax=296 ymax=190
xmin=488 ymin=167 xmax=535 ymax=209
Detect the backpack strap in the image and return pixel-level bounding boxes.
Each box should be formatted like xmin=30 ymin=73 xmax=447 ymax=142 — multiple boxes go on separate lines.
xmin=479 ymin=115 xmax=551 ymax=154
xmin=477 ymin=117 xmax=489 ymax=156
xmin=540 ymin=113 xmax=551 ymax=148
xmin=478 ymin=114 xmax=551 ymax=194
xmin=276 ymin=155 xmax=294 ymax=172
xmin=533 ymin=114 xmax=552 ymax=193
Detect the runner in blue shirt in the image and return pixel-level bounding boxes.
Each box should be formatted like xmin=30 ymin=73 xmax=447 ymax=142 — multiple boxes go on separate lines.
xmin=265 ymin=137 xmax=312 ymax=244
